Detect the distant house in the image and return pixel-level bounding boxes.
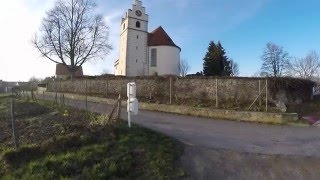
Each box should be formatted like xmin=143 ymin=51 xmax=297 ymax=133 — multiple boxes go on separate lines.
xmin=56 ymin=64 xmax=83 ymax=79
xmin=0 ymin=81 xmax=19 ymax=93
xmin=0 ymin=80 xmax=5 ymax=93
xmin=37 ymin=83 xmax=47 ymax=93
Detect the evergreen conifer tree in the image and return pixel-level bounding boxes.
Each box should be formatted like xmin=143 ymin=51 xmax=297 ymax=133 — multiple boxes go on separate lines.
xmin=203 ymin=41 xmax=232 ymax=76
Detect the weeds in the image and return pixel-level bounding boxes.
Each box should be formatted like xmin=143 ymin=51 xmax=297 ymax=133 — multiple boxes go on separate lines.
xmin=0 ymin=98 xmax=186 ymax=179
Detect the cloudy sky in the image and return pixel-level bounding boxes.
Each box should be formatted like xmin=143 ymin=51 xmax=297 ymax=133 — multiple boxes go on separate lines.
xmin=1 ymin=0 xmax=320 ymax=81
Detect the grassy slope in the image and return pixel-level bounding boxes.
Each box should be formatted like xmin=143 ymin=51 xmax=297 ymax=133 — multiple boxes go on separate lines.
xmin=0 ymin=97 xmax=186 ymax=179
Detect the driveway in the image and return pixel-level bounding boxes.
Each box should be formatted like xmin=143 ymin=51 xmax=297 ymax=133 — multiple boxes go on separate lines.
xmin=36 ymin=93 xmax=320 ymax=179
xmin=36 ymin=93 xmax=320 ymax=157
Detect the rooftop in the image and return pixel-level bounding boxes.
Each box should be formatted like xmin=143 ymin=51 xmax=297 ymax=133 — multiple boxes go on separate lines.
xmin=148 ymin=26 xmax=181 ymax=51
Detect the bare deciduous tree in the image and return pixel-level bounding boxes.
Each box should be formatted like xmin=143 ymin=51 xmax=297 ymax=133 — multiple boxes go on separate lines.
xmin=28 ymin=76 xmax=42 ymax=83
xmin=33 ymin=0 xmax=112 ymax=77
xmin=261 ymin=42 xmax=290 ymax=77
xmin=180 ymin=59 xmax=190 ymax=77
xmin=229 ymin=59 xmax=239 ymax=76
xmin=287 ymin=50 xmax=320 ymax=80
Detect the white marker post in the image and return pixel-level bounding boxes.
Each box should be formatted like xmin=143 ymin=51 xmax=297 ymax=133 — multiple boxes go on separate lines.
xmin=127 ymin=82 xmax=139 ymax=128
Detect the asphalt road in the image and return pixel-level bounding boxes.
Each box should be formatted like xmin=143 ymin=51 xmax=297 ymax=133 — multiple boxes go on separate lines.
xmin=37 ymin=93 xmax=320 ymax=158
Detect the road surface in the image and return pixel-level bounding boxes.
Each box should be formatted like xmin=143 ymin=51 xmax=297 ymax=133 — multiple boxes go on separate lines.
xmin=36 ymin=93 xmax=320 ymax=158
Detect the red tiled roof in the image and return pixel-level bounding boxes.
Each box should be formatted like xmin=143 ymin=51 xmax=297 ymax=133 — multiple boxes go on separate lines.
xmin=148 ymin=26 xmax=181 ymax=51
xmin=56 ymin=64 xmax=83 ymax=76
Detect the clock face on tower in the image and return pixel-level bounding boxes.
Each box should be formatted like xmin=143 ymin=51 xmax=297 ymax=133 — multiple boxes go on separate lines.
xmin=135 ymin=10 xmax=142 ymax=17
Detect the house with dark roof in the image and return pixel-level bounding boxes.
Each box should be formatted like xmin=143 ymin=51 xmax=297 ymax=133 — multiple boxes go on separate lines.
xmin=0 ymin=81 xmax=19 ymax=93
xmin=0 ymin=80 xmax=6 ymax=93
xmin=56 ymin=63 xmax=83 ymax=79
xmin=115 ymin=0 xmax=181 ymax=76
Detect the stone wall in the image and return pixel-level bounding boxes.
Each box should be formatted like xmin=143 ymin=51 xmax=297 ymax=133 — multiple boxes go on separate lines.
xmin=47 ymin=76 xmax=314 ymax=111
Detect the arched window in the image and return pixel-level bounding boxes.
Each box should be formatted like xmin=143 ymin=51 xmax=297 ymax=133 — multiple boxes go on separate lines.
xmin=136 ymin=21 xmax=141 ymax=28
xmin=151 ymin=48 xmax=157 ymax=67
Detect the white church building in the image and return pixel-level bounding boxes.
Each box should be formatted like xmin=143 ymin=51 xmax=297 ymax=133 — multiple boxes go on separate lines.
xmin=114 ymin=0 xmax=181 ymax=77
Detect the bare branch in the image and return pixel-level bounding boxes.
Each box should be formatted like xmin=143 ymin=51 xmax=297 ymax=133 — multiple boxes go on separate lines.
xmin=32 ymin=0 xmax=112 ymax=75
xmin=260 ymin=42 xmax=290 ymax=77
xmin=229 ymin=59 xmax=239 ymax=76
xmin=180 ymin=59 xmax=190 ymax=77
xmin=287 ymin=50 xmax=320 ymax=80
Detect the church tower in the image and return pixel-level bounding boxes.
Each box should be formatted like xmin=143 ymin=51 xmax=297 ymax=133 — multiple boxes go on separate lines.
xmin=115 ymin=0 xmax=149 ymax=76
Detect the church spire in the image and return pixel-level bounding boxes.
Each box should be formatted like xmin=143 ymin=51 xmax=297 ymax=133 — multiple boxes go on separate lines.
xmin=133 ymin=0 xmax=142 ymax=6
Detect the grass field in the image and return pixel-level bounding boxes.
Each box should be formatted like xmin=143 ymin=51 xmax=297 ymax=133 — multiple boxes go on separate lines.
xmin=0 ymin=96 xmax=186 ymax=179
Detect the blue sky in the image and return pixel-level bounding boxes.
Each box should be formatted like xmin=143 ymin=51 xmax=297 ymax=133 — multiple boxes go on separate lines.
xmin=1 ymin=0 xmax=320 ymax=81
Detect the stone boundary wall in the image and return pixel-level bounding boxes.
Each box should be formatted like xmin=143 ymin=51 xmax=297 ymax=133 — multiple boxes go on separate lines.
xmin=47 ymin=76 xmax=314 ymax=111
xmin=39 ymin=92 xmax=299 ymax=124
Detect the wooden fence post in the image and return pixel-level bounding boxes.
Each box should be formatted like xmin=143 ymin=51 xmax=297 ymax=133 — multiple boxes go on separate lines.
xmin=85 ymin=80 xmax=88 ymax=112
xmin=120 ymin=86 xmax=122 ymax=99
xmin=54 ymin=81 xmax=58 ymax=105
xmin=116 ymin=94 xmax=121 ymax=119
xmin=54 ymin=92 xmax=58 ymax=105
xmin=265 ymin=79 xmax=268 ymax=112
xmin=169 ymin=77 xmax=172 ymax=104
xmin=10 ymin=98 xmax=19 ymax=149
xmin=215 ymin=78 xmax=219 ymax=108
xmin=60 ymin=79 xmax=62 ymax=92
xmin=259 ymin=80 xmax=262 ymax=107
xmin=26 ymin=91 xmax=29 ymax=101
xmin=62 ymin=94 xmax=65 ymax=106
xmin=59 ymin=79 xmax=62 ymax=106
xmin=106 ymin=80 xmax=109 ymax=98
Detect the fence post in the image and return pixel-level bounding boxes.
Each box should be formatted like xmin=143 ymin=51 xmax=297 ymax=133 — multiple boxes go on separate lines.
xmin=116 ymin=94 xmax=121 ymax=119
xmin=54 ymin=92 xmax=58 ymax=105
xmin=54 ymin=81 xmax=58 ymax=105
xmin=42 ymin=91 xmax=45 ymax=100
xmin=259 ymin=80 xmax=262 ymax=107
xmin=59 ymin=79 xmax=62 ymax=92
xmin=26 ymin=91 xmax=29 ymax=101
xmin=265 ymin=79 xmax=268 ymax=112
xmin=169 ymin=77 xmax=172 ymax=104
xmin=59 ymin=79 xmax=62 ymax=106
xmin=85 ymin=80 xmax=88 ymax=112
xmin=61 ymin=94 xmax=64 ymax=106
xmin=10 ymin=98 xmax=19 ymax=149
xmin=215 ymin=78 xmax=219 ymax=108
xmin=106 ymin=80 xmax=109 ymax=98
